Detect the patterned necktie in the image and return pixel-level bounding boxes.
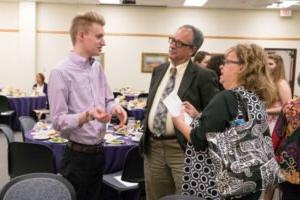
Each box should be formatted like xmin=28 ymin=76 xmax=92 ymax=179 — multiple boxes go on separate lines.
xmin=152 ymin=67 xmax=177 ymax=137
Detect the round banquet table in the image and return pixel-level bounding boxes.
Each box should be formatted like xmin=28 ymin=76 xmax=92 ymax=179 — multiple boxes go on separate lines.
xmin=24 ymin=131 xmax=138 ymax=174
xmin=125 ymin=95 xmax=137 ymax=101
xmin=24 ymin=130 xmax=141 ymax=200
xmin=8 ymin=96 xmax=47 ymax=130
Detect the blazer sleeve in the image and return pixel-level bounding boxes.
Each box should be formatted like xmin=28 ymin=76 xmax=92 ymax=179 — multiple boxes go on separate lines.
xmin=190 ymin=90 xmax=238 ymax=150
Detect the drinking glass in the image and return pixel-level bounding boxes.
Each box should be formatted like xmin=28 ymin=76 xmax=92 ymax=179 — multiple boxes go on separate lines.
xmin=127 ymin=117 xmax=136 ymax=134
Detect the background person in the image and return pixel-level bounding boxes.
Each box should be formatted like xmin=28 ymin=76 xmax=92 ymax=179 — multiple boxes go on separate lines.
xmin=207 ymin=54 xmax=225 ymax=90
xmin=32 ymin=73 xmax=47 ymax=95
xmin=266 ymin=53 xmax=292 ymax=133
xmin=272 ymin=74 xmax=300 ymax=200
xmin=193 ymin=50 xmax=211 ymax=68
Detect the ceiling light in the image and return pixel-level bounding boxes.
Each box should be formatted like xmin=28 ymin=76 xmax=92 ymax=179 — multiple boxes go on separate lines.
xmin=267 ymin=0 xmax=300 ymax=9
xmin=99 ymin=0 xmax=121 ymax=4
xmin=184 ymin=0 xmax=208 ymax=7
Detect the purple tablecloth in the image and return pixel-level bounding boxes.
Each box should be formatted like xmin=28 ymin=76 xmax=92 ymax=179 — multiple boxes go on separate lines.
xmin=128 ymin=108 xmax=145 ymax=121
xmin=8 ymin=96 xmax=47 ymax=130
xmin=125 ymin=95 xmax=137 ymax=101
xmin=24 ymin=131 xmax=137 ymax=174
xmin=25 ymin=131 xmax=140 ymax=200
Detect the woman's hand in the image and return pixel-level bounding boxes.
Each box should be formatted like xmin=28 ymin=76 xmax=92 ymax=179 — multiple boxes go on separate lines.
xmin=172 ymin=115 xmax=192 ymax=142
xmin=182 ymin=101 xmax=200 ymax=118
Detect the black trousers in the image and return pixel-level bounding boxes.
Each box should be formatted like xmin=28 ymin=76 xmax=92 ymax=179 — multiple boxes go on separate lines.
xmin=60 ymin=146 xmax=105 ymax=200
xmin=281 ymin=182 xmax=300 ymax=200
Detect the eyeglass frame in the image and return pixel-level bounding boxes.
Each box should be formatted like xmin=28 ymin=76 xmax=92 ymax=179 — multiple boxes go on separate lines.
xmin=168 ymin=36 xmax=194 ymax=48
xmin=223 ymin=59 xmax=244 ymax=65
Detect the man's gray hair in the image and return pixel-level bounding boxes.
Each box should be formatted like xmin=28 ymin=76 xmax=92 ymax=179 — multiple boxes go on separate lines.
xmin=179 ymin=24 xmax=204 ymax=51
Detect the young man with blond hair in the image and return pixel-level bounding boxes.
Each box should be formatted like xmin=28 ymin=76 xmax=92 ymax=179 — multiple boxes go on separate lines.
xmin=48 ymin=11 xmax=127 ymax=200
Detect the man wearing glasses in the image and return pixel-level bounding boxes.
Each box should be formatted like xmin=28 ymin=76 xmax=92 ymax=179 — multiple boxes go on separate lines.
xmin=140 ymin=25 xmax=220 ymax=200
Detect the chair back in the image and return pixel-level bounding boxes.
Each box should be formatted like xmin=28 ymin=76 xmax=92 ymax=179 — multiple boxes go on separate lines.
xmin=0 ymin=173 xmax=76 ymax=200
xmin=121 ymin=146 xmax=144 ymax=183
xmin=113 ymin=92 xmax=122 ymax=98
xmin=0 ymin=124 xmax=15 ymax=143
xmin=137 ymin=93 xmax=148 ymax=99
xmin=8 ymin=142 xmax=56 ymax=178
xmin=0 ymin=95 xmax=11 ymax=112
xmin=18 ymin=116 xmax=36 ymax=141
xmin=159 ymin=194 xmax=205 ymax=200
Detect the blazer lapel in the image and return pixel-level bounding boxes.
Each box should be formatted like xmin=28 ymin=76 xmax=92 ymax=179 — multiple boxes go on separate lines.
xmin=178 ymin=60 xmax=197 ymax=98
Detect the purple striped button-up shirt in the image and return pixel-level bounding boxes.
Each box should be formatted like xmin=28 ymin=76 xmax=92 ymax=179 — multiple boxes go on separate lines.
xmin=48 ymin=51 xmax=116 ymax=145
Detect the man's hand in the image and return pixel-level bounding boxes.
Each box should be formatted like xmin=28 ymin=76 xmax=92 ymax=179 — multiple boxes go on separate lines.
xmin=112 ymin=105 xmax=128 ymax=127
xmin=92 ymin=106 xmax=111 ymax=123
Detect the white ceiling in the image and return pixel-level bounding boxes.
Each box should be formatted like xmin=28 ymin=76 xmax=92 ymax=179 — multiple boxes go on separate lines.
xmin=1 ymin=0 xmax=300 ymax=10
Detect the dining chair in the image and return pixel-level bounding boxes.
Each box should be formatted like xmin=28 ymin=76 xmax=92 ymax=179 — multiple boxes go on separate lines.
xmin=0 ymin=124 xmax=15 ymax=143
xmin=103 ymin=145 xmax=144 ymax=200
xmin=159 ymin=194 xmax=205 ymax=200
xmin=8 ymin=142 xmax=56 ymax=178
xmin=137 ymin=93 xmax=148 ymax=99
xmin=113 ymin=92 xmax=123 ymax=98
xmin=32 ymin=109 xmax=50 ymax=121
xmin=0 ymin=173 xmax=76 ymax=200
xmin=18 ymin=116 xmax=36 ymax=141
xmin=0 ymin=95 xmax=15 ymax=127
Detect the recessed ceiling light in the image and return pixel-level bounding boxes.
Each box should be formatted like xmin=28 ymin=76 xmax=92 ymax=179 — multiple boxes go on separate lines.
xmin=267 ymin=0 xmax=300 ymax=9
xmin=99 ymin=0 xmax=121 ymax=4
xmin=184 ymin=0 xmax=208 ymax=7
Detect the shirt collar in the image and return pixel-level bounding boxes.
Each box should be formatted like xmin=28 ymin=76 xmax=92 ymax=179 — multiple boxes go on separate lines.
xmin=169 ymin=60 xmax=189 ymax=74
xmin=69 ymin=51 xmax=95 ymax=68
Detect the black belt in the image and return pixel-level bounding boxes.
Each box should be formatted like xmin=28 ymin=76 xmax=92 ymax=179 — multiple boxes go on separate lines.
xmin=150 ymin=133 xmax=177 ymax=140
xmin=67 ymin=141 xmax=103 ymax=154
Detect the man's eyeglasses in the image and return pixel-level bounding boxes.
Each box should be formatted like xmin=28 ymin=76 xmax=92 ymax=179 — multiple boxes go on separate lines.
xmin=168 ymin=37 xmax=194 ymax=48
xmin=223 ymin=59 xmax=243 ymax=65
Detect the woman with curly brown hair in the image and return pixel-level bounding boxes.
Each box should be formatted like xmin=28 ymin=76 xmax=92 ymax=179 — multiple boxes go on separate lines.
xmin=173 ymin=43 xmax=278 ymax=200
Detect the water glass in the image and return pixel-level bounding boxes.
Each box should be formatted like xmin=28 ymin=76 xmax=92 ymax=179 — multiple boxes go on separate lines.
xmin=127 ymin=117 xmax=136 ymax=134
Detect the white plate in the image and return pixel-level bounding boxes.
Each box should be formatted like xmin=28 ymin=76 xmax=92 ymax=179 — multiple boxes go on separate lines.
xmin=131 ymin=131 xmax=143 ymax=136
xmin=131 ymin=137 xmax=141 ymax=142
xmin=49 ymin=137 xmax=68 ymax=143
xmin=106 ymin=139 xmax=125 ymax=145
xmin=33 ymin=134 xmax=49 ymax=140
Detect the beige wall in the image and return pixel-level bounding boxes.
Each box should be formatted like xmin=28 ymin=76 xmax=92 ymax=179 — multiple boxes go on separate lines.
xmin=0 ymin=2 xmax=19 ymax=90
xmin=0 ymin=2 xmax=300 ymax=95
